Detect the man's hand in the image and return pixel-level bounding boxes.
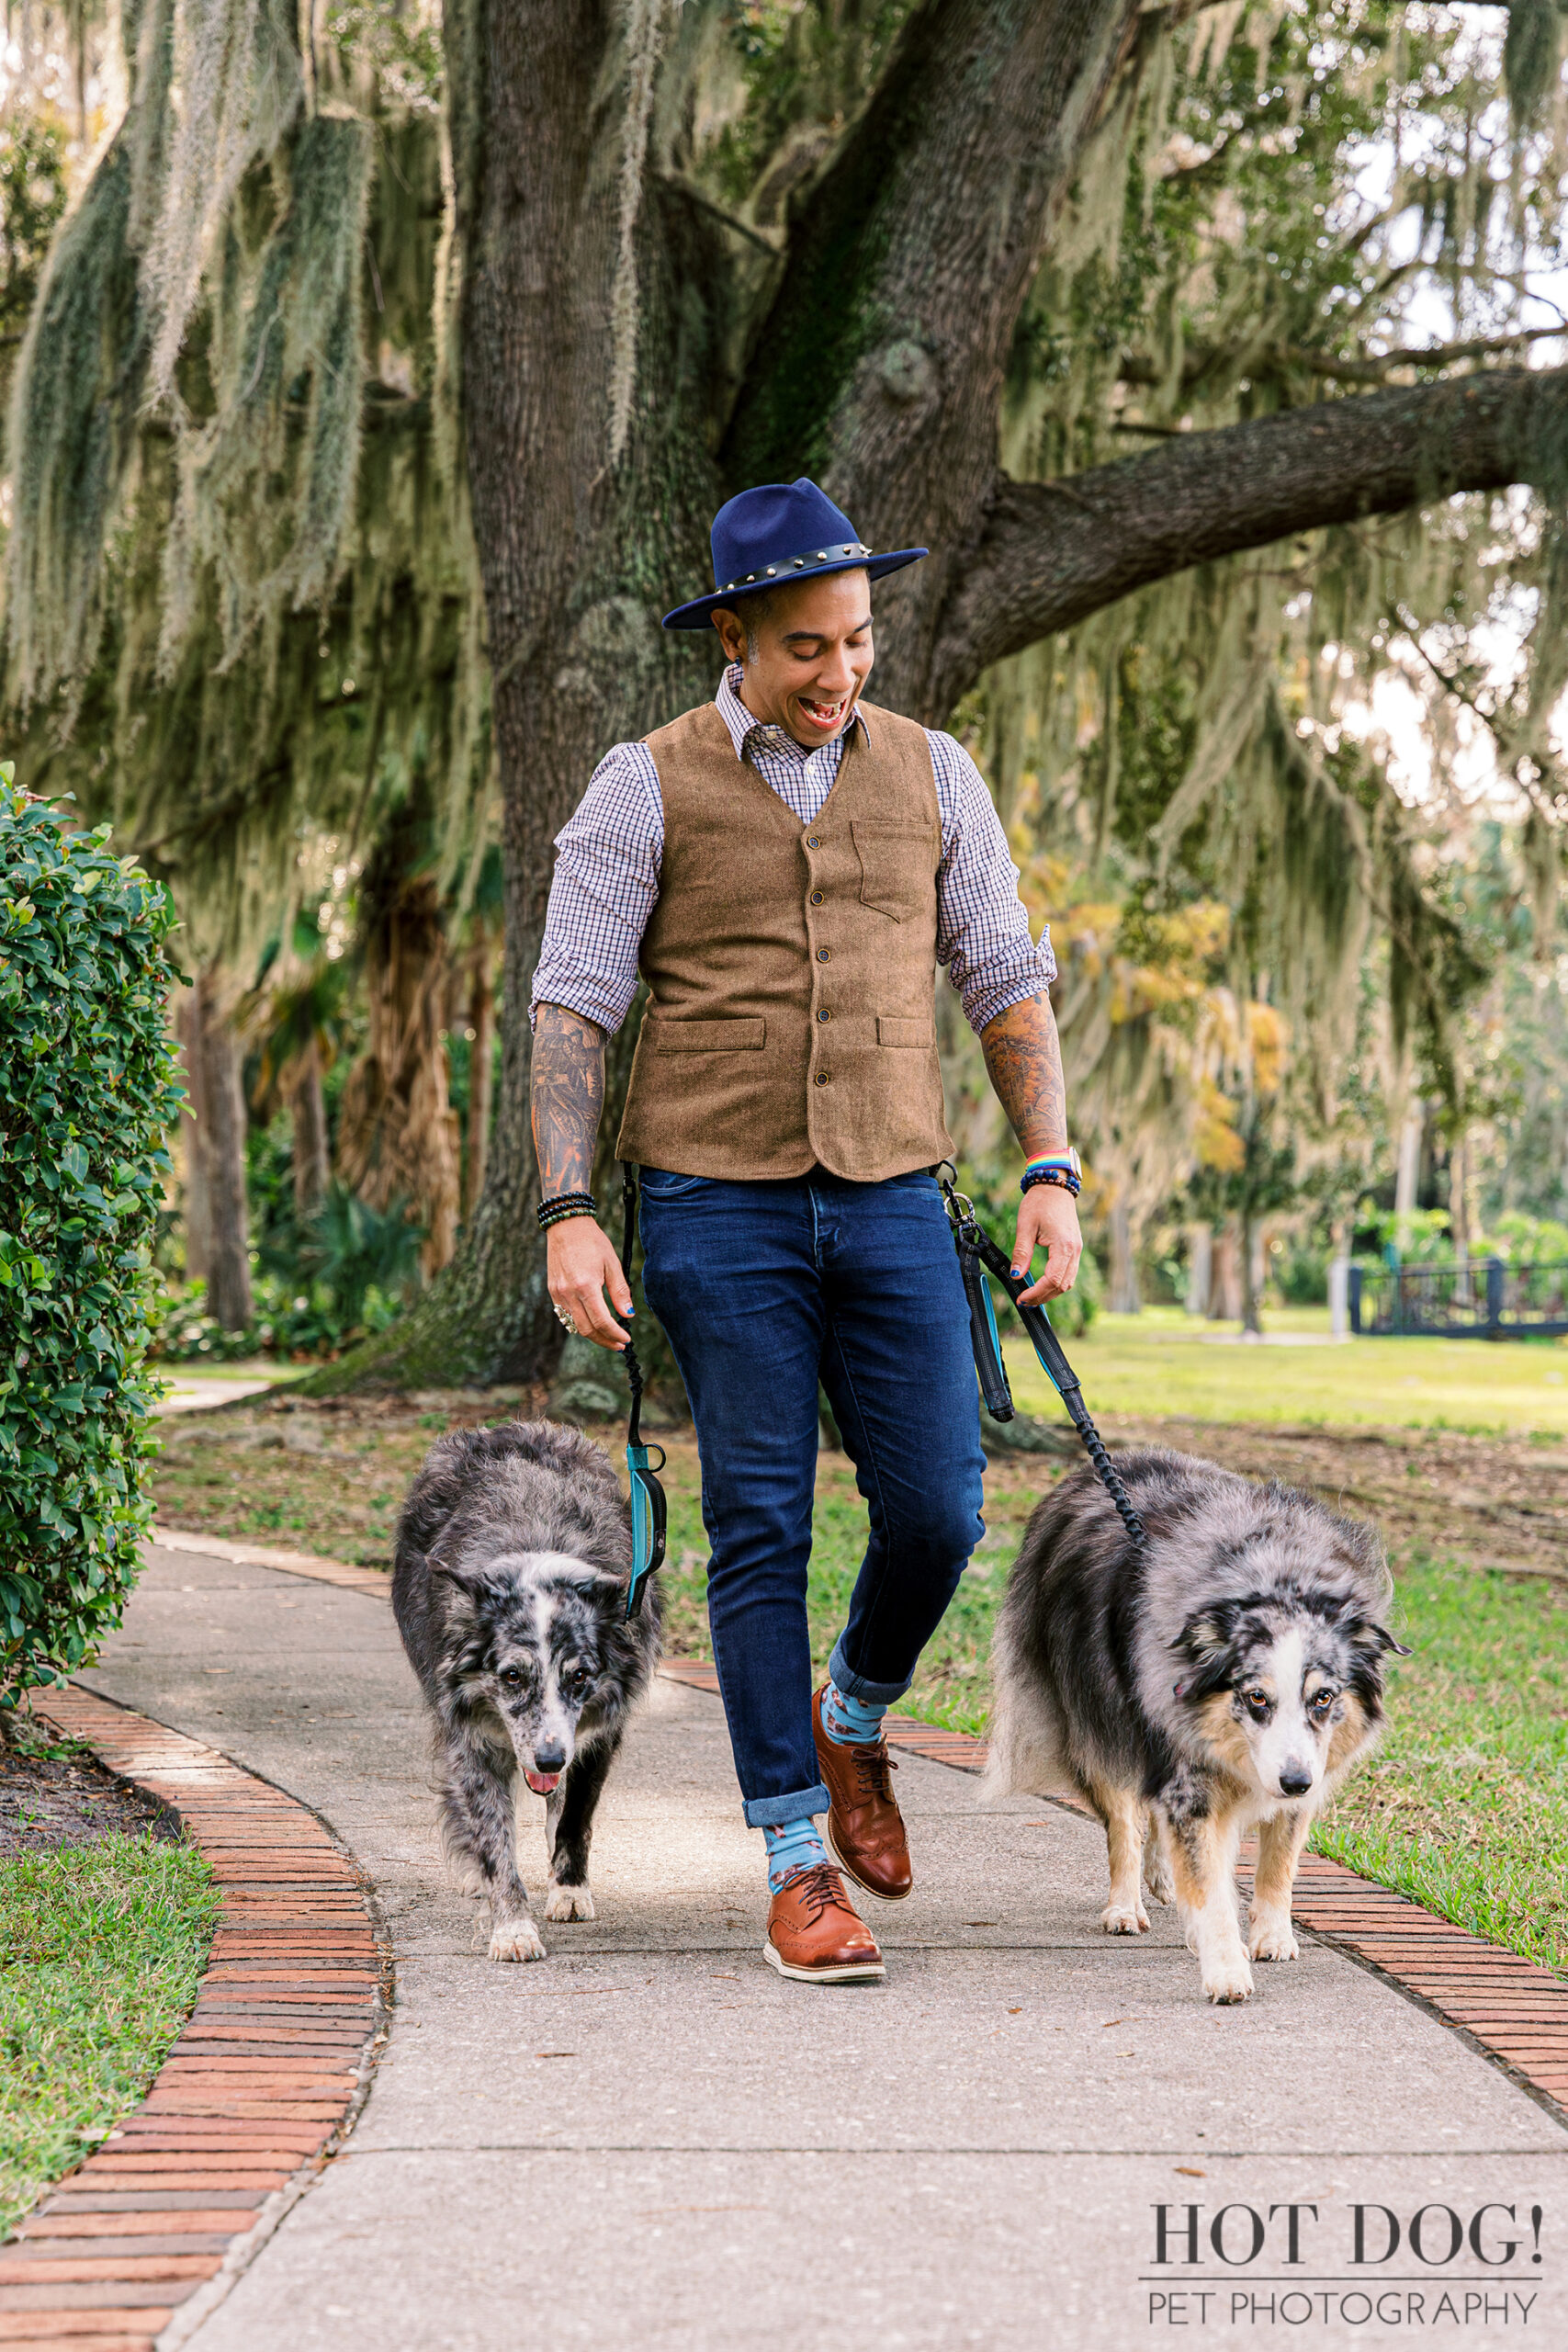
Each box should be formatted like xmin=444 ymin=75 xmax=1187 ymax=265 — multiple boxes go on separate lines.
xmin=547 ymin=1217 xmax=635 ymax=1350
xmin=1010 ymin=1182 xmax=1082 ymax=1306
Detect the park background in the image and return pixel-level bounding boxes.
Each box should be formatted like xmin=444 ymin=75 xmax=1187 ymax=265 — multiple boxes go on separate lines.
xmin=3 ymin=0 xmax=1568 ymax=2241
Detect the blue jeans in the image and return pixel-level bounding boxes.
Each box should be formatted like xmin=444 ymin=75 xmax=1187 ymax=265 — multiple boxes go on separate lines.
xmin=638 ymin=1165 xmax=985 ymax=1827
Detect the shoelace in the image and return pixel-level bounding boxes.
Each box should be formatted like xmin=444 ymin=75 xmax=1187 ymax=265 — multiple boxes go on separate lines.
xmin=777 ymin=1861 xmax=855 ymax=1920
xmin=851 ymin=1741 xmax=897 ymax=1804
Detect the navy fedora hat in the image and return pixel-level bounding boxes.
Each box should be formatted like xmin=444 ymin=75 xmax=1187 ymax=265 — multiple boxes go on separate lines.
xmin=661 ymin=477 xmax=927 ymax=631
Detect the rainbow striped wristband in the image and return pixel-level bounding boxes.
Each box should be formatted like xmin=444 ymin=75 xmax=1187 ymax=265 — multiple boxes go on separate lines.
xmin=1021 ymin=1149 xmax=1081 ymax=1198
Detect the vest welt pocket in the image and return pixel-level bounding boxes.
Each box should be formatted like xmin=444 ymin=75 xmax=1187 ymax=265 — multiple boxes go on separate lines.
xmin=875 ymin=1017 xmax=934 ymax=1048
xmin=650 ymin=1016 xmax=766 ymax=1053
xmin=852 ymin=820 xmax=937 ymax=922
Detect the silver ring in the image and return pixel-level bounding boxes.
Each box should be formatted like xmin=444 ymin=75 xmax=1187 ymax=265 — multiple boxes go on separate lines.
xmin=554 ymin=1307 xmax=577 ymax=1335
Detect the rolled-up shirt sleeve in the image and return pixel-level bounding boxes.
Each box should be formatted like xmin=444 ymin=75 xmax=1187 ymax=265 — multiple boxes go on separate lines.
xmin=528 ymin=742 xmax=664 ymax=1036
xmin=928 ymin=730 xmax=1055 ymax=1035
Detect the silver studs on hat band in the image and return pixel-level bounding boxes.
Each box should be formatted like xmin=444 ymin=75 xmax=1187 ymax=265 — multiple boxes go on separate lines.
xmin=719 ymin=542 xmax=871 ymax=593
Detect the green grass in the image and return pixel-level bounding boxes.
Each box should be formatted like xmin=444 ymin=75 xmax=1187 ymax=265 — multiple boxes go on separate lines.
xmin=0 ymin=1836 xmax=221 ymax=2236
xmin=1003 ymin=1305 xmax=1568 ymax=1435
xmin=1314 ymin=1554 xmax=1568 ymax=1973
xmin=658 ymin=1450 xmax=1568 ymax=1974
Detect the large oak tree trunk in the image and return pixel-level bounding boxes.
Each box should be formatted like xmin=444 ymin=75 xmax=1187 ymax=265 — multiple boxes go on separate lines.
xmin=321 ymin=0 xmax=1136 ymax=1389
xmin=321 ymin=0 xmax=1568 ymax=1391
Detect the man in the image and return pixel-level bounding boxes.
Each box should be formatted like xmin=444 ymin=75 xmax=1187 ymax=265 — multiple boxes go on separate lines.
xmin=530 ymin=478 xmax=1082 ymax=1984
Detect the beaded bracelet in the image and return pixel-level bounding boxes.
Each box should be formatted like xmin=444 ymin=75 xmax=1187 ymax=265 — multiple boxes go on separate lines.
xmin=1021 ymin=1163 xmax=1081 ymax=1199
xmin=537 ymin=1192 xmax=597 ymax=1232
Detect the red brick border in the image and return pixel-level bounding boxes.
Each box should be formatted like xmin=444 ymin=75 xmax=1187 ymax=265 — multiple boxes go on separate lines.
xmin=659 ymin=1656 xmax=1568 ymax=2125
xmin=3 ymin=1687 xmax=384 ymax=2351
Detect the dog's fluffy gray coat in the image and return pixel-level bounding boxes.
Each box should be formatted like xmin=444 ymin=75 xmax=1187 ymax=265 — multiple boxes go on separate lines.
xmin=393 ymin=1419 xmax=659 ymax=1961
xmin=986 ymin=1447 xmax=1402 ymax=2003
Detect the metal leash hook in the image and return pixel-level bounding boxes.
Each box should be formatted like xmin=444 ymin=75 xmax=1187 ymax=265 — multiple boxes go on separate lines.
xmin=939 ymin=1164 xmax=1146 ymax=1551
xmin=619 ymin=1169 xmax=667 ymax=1620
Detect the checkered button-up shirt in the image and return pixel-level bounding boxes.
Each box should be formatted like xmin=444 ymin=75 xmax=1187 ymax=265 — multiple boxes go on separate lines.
xmin=530 ymin=667 xmax=1054 ymax=1037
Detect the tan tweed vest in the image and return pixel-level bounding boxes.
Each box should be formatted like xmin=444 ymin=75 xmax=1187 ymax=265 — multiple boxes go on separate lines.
xmin=615 ymin=698 xmax=954 ymax=1182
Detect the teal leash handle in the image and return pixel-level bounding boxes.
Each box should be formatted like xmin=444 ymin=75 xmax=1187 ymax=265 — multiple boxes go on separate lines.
xmin=957 ymin=1223 xmax=1015 ymax=1421
xmin=618 ymin=1168 xmax=667 ymax=1620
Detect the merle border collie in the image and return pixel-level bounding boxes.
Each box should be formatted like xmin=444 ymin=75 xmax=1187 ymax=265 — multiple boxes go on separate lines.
xmin=392 ymin=1420 xmax=658 ymax=1962
xmin=984 ymin=1449 xmax=1405 ymax=2004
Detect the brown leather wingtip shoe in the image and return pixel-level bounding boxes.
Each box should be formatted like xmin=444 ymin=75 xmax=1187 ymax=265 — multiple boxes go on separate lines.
xmin=764 ymin=1863 xmax=885 ymax=1984
xmin=813 ymin=1683 xmax=913 ymax=1902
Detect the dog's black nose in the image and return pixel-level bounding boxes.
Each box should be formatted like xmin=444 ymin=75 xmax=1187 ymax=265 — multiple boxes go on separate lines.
xmin=1278 ymin=1766 xmax=1314 ymax=1797
xmin=533 ymin=1744 xmax=567 ymax=1773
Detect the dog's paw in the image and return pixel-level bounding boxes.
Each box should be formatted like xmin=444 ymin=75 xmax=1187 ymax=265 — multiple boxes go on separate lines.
xmin=488 ymin=1916 xmax=547 ymax=1962
xmin=545 ymin=1882 xmax=596 ymax=1923
xmin=1100 ymin=1898 xmax=1150 ymax=1936
xmin=1247 ymin=1911 xmax=1299 ymax=1963
xmin=1202 ymin=1958 xmax=1254 ymax=2005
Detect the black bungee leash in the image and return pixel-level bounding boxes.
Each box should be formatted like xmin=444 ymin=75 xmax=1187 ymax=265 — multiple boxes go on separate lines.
xmin=617 ymin=1168 xmax=667 ymax=1620
xmin=939 ymin=1165 xmax=1146 ymax=1550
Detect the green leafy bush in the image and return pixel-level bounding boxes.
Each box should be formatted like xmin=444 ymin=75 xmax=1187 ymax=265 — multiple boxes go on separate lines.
xmin=0 ymin=785 xmax=181 ymax=1702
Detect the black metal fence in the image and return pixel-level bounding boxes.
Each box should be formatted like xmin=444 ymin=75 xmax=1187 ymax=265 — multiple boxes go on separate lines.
xmin=1348 ymin=1258 xmax=1568 ymax=1339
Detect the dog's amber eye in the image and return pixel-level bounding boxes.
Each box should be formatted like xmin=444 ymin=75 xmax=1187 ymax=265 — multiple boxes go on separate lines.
xmin=1242 ymin=1688 xmax=1270 ymax=1717
xmin=499 ymin=1665 xmax=525 ymax=1691
xmin=565 ymin=1665 xmax=591 ymax=1695
xmin=1309 ymin=1688 xmax=1336 ymax=1713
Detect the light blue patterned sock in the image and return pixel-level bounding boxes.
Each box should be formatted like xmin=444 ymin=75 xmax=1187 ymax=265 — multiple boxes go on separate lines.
xmin=763 ymin=1817 xmax=828 ymax=1893
xmin=821 ymin=1675 xmax=886 ymax=1747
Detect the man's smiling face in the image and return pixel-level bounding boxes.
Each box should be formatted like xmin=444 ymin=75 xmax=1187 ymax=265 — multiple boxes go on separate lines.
xmin=712 ymin=570 xmax=874 ymax=749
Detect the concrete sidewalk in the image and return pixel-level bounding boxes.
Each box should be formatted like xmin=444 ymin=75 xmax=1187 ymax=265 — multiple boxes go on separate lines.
xmin=82 ymin=1541 xmax=1566 ymax=2351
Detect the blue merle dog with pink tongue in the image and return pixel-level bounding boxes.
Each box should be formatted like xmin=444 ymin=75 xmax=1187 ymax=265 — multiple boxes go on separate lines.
xmin=392 ymin=1419 xmax=658 ymax=1963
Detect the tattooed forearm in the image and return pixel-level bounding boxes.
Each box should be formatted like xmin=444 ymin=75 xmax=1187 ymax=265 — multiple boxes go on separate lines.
xmin=531 ymin=1005 xmax=607 ymax=1198
xmin=980 ymin=991 xmax=1068 ymax=1158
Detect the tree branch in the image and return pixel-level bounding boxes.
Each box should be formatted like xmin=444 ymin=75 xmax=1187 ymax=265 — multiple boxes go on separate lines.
xmin=1119 ymin=324 xmax=1564 ymax=392
xmin=724 ymin=0 xmax=1145 ymax=712
xmin=931 ymin=365 xmax=1568 ymax=711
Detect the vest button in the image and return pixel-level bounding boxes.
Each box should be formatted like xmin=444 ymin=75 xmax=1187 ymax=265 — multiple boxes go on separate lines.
xmin=817 ymin=1009 xmax=830 ymax=1023
xmin=814 ymin=1072 xmax=829 ymax=1085
xmin=809 ymin=890 xmax=824 ymax=905
xmin=806 ymin=835 xmax=821 ymax=849
xmin=816 ymin=948 xmax=830 ymax=962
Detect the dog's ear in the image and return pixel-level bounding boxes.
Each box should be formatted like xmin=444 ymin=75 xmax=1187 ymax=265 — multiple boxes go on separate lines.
xmin=1176 ymin=1600 xmax=1240 ymax=1662
xmin=1173 ymin=1600 xmax=1243 ymax=1702
xmin=428 ymin=1556 xmax=489 ymax=1596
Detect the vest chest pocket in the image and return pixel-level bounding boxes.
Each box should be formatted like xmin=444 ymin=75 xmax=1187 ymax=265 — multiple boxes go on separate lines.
xmin=649 ymin=1016 xmax=766 ymax=1053
xmin=851 ymin=820 xmax=937 ymax=922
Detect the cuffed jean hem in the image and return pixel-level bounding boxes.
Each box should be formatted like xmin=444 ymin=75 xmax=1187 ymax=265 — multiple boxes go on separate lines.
xmin=743 ymin=1782 xmax=831 ymax=1830
xmin=827 ymin=1635 xmax=914 ymax=1707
